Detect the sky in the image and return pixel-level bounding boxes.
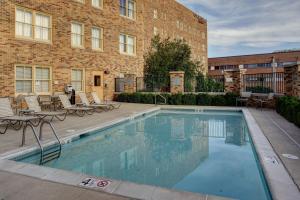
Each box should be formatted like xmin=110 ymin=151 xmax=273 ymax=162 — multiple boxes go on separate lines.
xmin=177 ymin=0 xmax=300 ymax=58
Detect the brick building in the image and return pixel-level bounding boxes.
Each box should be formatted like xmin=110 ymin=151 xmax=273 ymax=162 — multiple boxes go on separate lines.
xmin=208 ymin=50 xmax=300 ymax=76
xmin=0 ymin=0 xmax=207 ymax=99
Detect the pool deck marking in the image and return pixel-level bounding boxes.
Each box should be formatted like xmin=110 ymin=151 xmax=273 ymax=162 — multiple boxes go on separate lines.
xmin=0 ymin=105 xmax=299 ymax=200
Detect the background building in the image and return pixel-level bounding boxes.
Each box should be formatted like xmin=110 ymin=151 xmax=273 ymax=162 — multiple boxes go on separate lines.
xmin=0 ymin=0 xmax=207 ymax=99
xmin=208 ymin=50 xmax=300 ymax=76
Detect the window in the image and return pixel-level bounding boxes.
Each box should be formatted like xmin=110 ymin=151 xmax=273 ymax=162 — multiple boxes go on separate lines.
xmin=91 ymin=27 xmax=103 ymax=50
xmin=92 ymin=0 xmax=102 ymax=8
xmin=71 ymin=22 xmax=84 ymax=47
xmin=16 ymin=66 xmax=33 ymax=93
xmin=74 ymin=0 xmax=84 ymax=3
xmin=15 ymin=7 xmax=52 ymax=42
xmin=153 ymin=9 xmax=158 ymax=19
xmin=35 ymin=67 xmax=51 ymax=93
xmin=15 ymin=65 xmax=51 ymax=94
xmin=120 ymin=0 xmax=136 ymax=19
xmin=153 ymin=27 xmax=158 ymax=35
xmin=35 ymin=14 xmax=50 ymax=41
xmin=71 ymin=69 xmax=84 ymax=91
xmin=119 ymin=34 xmax=136 ymax=55
xmin=16 ymin=8 xmax=33 ymax=38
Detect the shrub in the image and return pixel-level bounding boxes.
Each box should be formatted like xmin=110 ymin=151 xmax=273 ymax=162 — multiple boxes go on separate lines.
xmin=196 ymin=94 xmax=212 ymax=105
xmin=182 ymin=94 xmax=196 ymax=105
xmin=246 ymin=86 xmax=273 ymax=93
xmin=115 ymin=92 xmax=239 ymax=107
xmin=276 ymin=96 xmax=300 ymax=127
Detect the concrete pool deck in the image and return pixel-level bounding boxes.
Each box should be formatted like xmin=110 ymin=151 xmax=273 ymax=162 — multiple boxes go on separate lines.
xmin=0 ymin=103 xmax=299 ymax=200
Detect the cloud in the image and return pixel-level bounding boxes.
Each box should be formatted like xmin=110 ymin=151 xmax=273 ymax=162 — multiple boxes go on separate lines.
xmin=177 ymin=0 xmax=300 ymax=56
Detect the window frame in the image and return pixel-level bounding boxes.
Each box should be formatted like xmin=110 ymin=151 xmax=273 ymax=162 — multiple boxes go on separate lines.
xmin=71 ymin=22 xmax=84 ymax=48
xmin=74 ymin=0 xmax=85 ymax=4
xmin=15 ymin=6 xmax=52 ymax=43
xmin=119 ymin=33 xmax=136 ymax=56
xmin=92 ymin=0 xmax=103 ymax=9
xmin=14 ymin=64 xmax=52 ymax=95
xmin=91 ymin=26 xmax=103 ymax=51
xmin=119 ymin=0 xmax=136 ymax=20
xmin=71 ymin=68 xmax=85 ymax=92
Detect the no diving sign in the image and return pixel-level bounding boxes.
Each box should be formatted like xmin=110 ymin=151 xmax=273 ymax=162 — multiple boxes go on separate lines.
xmin=79 ymin=178 xmax=111 ymax=189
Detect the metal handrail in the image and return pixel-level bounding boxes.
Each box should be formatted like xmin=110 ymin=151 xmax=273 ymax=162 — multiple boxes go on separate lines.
xmin=22 ymin=120 xmax=62 ymax=165
xmin=154 ymin=93 xmax=167 ymax=105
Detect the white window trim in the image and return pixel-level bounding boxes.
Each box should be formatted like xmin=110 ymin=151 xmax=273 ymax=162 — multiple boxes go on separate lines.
xmin=71 ymin=68 xmax=85 ymax=92
xmin=92 ymin=0 xmax=103 ymax=9
xmin=120 ymin=0 xmax=136 ymax=20
xmin=14 ymin=64 xmax=52 ymax=95
xmin=71 ymin=22 xmax=84 ymax=48
xmin=15 ymin=6 xmax=52 ymax=43
xmin=119 ymin=33 xmax=136 ymax=56
xmin=91 ymin=26 xmax=103 ymax=51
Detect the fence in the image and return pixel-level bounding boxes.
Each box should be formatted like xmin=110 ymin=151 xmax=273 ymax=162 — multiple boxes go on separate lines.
xmin=136 ymin=76 xmax=170 ymax=92
xmin=115 ymin=78 xmax=125 ymax=92
xmin=195 ymin=75 xmax=225 ymax=92
xmin=243 ymin=72 xmax=285 ymax=93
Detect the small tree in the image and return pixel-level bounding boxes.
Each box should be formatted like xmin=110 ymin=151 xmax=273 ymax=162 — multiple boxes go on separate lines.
xmin=144 ymin=36 xmax=203 ymax=92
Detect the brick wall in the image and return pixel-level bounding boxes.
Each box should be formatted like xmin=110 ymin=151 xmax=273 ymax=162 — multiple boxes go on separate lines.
xmin=284 ymin=64 xmax=300 ymax=97
xmin=0 ymin=0 xmax=208 ymax=99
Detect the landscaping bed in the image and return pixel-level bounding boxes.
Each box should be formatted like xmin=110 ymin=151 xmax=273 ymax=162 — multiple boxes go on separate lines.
xmin=115 ymin=92 xmax=238 ymax=106
xmin=276 ymin=96 xmax=300 ymax=127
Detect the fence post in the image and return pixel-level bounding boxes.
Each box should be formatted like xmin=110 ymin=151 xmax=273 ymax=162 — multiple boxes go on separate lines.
xmin=169 ymin=71 xmax=185 ymax=94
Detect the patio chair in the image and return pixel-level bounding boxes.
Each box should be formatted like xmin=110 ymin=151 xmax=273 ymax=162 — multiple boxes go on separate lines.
xmin=78 ymin=93 xmax=109 ymax=112
xmin=91 ymin=92 xmax=121 ymax=109
xmin=236 ymin=92 xmax=252 ymax=107
xmin=58 ymin=94 xmax=94 ymax=117
xmin=253 ymin=93 xmax=275 ymax=110
xmin=0 ymin=97 xmax=40 ymax=134
xmin=38 ymin=95 xmax=53 ymax=110
xmin=24 ymin=96 xmax=67 ymax=121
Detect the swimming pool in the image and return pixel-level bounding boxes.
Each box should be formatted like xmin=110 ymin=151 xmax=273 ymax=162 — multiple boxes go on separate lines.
xmin=16 ymin=109 xmax=272 ymax=200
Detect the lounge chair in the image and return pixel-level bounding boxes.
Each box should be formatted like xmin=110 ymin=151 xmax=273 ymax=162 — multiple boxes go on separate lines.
xmin=78 ymin=93 xmax=109 ymax=112
xmin=24 ymin=96 xmax=67 ymax=121
xmin=91 ymin=92 xmax=121 ymax=109
xmin=253 ymin=93 xmax=275 ymax=110
xmin=58 ymin=94 xmax=94 ymax=117
xmin=0 ymin=97 xmax=40 ymax=134
xmin=236 ymin=92 xmax=252 ymax=107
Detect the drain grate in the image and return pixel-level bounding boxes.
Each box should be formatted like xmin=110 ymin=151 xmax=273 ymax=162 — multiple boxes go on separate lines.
xmin=282 ymin=154 xmax=299 ymax=160
xmin=264 ymin=155 xmax=279 ymax=165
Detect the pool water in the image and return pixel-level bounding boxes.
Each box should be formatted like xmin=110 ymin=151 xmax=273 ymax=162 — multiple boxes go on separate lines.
xmin=17 ymin=110 xmax=272 ymax=200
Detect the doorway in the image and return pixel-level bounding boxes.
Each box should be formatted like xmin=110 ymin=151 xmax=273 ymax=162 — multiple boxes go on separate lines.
xmin=92 ymin=71 xmax=104 ymax=100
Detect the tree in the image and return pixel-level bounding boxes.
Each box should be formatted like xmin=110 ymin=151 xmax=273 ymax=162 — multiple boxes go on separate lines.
xmin=144 ymin=35 xmax=203 ymax=92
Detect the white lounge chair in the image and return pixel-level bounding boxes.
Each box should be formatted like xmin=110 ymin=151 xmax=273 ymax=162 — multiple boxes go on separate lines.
xmin=78 ymin=92 xmax=109 ymax=112
xmin=24 ymin=96 xmax=67 ymax=121
xmin=0 ymin=97 xmax=39 ymax=134
xmin=58 ymin=94 xmax=94 ymax=117
xmin=91 ymin=92 xmax=121 ymax=109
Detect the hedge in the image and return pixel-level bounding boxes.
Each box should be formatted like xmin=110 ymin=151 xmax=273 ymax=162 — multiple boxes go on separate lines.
xmin=276 ymin=96 xmax=300 ymax=127
xmin=115 ymin=92 xmax=239 ymax=106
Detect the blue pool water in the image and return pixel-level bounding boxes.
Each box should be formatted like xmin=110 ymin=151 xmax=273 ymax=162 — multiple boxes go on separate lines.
xmin=17 ymin=110 xmax=272 ymax=200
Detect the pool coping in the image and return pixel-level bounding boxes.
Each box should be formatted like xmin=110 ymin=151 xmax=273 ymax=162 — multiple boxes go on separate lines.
xmin=0 ymin=106 xmax=299 ymax=200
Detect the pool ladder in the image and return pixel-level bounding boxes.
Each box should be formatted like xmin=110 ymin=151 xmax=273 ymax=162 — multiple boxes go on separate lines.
xmin=23 ymin=120 xmax=62 ymax=165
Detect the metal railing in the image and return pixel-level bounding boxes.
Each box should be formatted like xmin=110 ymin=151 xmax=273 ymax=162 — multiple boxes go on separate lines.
xmin=195 ymin=75 xmax=225 ymax=92
xmin=243 ymin=72 xmax=285 ymax=93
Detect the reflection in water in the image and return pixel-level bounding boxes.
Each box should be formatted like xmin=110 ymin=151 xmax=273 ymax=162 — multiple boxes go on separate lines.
xmin=19 ymin=111 xmax=270 ymax=200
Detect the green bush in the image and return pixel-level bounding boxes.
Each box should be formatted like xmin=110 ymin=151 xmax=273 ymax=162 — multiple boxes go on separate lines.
xmin=196 ymin=94 xmax=212 ymax=105
xmin=182 ymin=94 xmax=196 ymax=105
xmin=276 ymin=96 xmax=300 ymax=127
xmin=246 ymin=86 xmax=273 ymax=93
